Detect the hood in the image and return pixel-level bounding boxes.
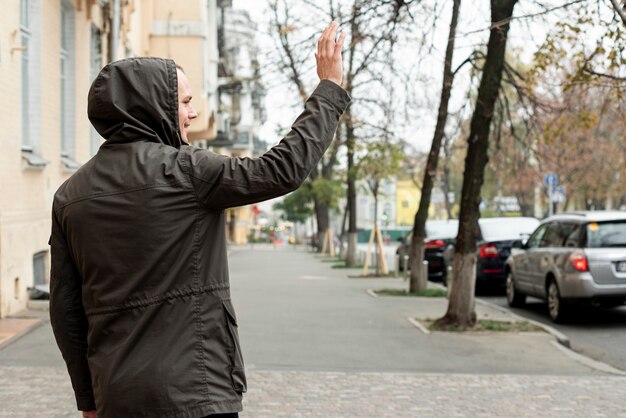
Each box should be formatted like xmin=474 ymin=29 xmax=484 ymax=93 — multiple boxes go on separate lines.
xmin=88 ymin=57 xmax=182 ymax=148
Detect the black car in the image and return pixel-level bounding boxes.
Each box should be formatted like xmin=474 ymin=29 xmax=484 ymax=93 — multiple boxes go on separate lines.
xmin=396 ymin=220 xmax=459 ymax=282
xmin=443 ymin=217 xmax=540 ymax=290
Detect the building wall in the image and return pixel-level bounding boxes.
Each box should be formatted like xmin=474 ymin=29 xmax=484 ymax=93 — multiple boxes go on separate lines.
xmin=0 ymin=0 xmax=230 ymax=317
xmin=0 ymin=0 xmax=104 ymax=317
xmin=356 ymin=179 xmax=398 ymax=230
xmin=396 ymin=179 xmax=420 ymax=227
xmin=147 ymin=0 xmax=217 ymax=141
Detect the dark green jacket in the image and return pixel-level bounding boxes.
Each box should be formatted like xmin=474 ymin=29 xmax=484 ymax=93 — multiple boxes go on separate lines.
xmin=50 ymin=57 xmax=349 ymax=418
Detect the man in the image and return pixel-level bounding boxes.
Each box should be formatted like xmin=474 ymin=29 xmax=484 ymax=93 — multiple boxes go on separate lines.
xmin=50 ymin=22 xmax=348 ymax=418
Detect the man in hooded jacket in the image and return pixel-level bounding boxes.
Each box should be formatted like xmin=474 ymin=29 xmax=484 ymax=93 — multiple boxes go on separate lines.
xmin=50 ymin=22 xmax=349 ymax=418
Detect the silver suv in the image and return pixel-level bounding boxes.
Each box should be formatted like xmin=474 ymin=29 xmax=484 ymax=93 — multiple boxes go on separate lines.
xmin=505 ymin=211 xmax=626 ymax=322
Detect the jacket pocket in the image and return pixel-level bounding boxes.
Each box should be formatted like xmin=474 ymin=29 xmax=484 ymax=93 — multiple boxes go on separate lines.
xmin=222 ymin=300 xmax=247 ymax=393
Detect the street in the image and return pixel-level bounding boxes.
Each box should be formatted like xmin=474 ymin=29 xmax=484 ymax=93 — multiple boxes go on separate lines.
xmin=2 ymin=247 xmax=626 ymax=417
xmin=484 ymin=294 xmax=626 ymax=372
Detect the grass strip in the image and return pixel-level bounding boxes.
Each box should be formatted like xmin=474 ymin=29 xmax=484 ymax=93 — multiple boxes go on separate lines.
xmin=375 ymin=288 xmax=447 ymax=297
xmin=421 ymin=318 xmax=543 ymax=333
xmin=332 ymin=263 xmax=365 ymax=269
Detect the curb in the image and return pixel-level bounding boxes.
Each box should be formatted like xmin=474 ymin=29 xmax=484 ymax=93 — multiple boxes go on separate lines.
xmin=407 ymin=317 xmax=430 ymax=335
xmin=550 ymin=340 xmax=626 ymax=376
xmin=474 ymin=298 xmax=571 ymax=348
xmin=365 ymin=289 xmax=379 ymax=298
xmin=0 ymin=317 xmax=45 ymax=350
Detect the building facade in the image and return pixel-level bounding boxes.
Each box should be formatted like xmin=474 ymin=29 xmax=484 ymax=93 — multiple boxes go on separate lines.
xmin=0 ymin=0 xmax=265 ymax=318
xmin=198 ymin=4 xmax=267 ymax=244
xmin=0 ymin=0 xmax=117 ymax=318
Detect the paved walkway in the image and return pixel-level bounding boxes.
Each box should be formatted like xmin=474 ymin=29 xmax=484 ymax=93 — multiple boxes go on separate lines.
xmin=1 ymin=366 xmax=625 ymax=417
xmin=2 ymin=246 xmax=626 ymax=417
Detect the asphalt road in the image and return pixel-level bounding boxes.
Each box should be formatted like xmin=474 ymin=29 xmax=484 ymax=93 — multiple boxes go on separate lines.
xmin=482 ymin=293 xmax=626 ymax=372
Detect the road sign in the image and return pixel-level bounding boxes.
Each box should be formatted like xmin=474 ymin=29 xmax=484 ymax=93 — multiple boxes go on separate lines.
xmin=544 ymin=172 xmax=558 ymax=190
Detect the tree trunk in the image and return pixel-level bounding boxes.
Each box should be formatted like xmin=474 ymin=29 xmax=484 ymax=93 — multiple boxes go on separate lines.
xmin=373 ymin=188 xmax=380 ymax=275
xmin=436 ymin=0 xmax=518 ymax=330
xmin=314 ymin=199 xmax=330 ymax=253
xmin=345 ymin=3 xmax=359 ymax=267
xmin=339 ymin=203 xmax=349 ymax=258
xmin=409 ymin=0 xmax=461 ymax=292
xmin=346 ymin=115 xmax=358 ymax=266
xmin=442 ymin=138 xmax=454 ymax=220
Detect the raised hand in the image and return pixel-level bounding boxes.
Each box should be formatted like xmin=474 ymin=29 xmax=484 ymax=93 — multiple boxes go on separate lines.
xmin=315 ymin=21 xmax=346 ymax=86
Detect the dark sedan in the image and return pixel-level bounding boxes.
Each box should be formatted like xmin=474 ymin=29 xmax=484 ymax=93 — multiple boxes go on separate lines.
xmin=396 ymin=220 xmax=459 ymax=282
xmin=443 ymin=217 xmax=540 ymax=290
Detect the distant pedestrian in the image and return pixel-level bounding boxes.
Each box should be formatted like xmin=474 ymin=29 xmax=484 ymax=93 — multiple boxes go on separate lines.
xmin=49 ymin=22 xmax=348 ymax=418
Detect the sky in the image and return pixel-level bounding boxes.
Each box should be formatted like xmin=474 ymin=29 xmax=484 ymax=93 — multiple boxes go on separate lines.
xmin=228 ymin=0 xmax=610 ymax=213
xmin=230 ymin=0 xmax=560 ymax=153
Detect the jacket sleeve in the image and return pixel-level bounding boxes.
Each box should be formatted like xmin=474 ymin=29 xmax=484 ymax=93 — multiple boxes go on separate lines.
xmin=49 ymin=208 xmax=96 ymax=411
xmin=182 ymin=80 xmax=350 ymax=210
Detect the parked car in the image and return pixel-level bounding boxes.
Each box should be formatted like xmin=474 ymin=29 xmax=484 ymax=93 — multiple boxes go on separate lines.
xmin=505 ymin=211 xmax=626 ymax=322
xmin=396 ymin=219 xmax=459 ymax=282
xmin=443 ymin=217 xmax=540 ymax=290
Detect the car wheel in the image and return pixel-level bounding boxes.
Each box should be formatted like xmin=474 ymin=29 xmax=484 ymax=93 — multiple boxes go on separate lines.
xmin=547 ymin=280 xmax=568 ymax=323
xmin=506 ymin=271 xmax=526 ymax=307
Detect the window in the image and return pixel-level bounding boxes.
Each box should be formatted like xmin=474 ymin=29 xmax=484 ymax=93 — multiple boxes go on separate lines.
xmin=90 ymin=23 xmax=103 ymax=156
xmin=585 ymin=221 xmax=626 ymax=248
xmin=479 ymin=218 xmax=539 ymax=242
xmin=526 ymin=224 xmax=547 ymax=249
xmin=536 ymin=222 xmax=581 ymax=248
xmin=20 ymin=0 xmax=31 ymax=151
xmin=562 ymin=223 xmax=582 ymax=248
xmin=60 ymin=0 xmax=76 ymax=161
xmin=33 ymin=251 xmax=47 ymax=285
xmin=540 ymin=223 xmax=563 ymax=247
xmin=20 ymin=0 xmax=45 ymax=167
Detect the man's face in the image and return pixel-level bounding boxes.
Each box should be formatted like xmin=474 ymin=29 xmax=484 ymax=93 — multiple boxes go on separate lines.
xmin=177 ymin=69 xmax=198 ymax=143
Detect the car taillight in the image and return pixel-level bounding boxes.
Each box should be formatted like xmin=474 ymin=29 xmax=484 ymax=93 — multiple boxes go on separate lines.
xmin=479 ymin=243 xmax=499 ymax=258
xmin=425 ymin=239 xmax=445 ymax=249
xmin=569 ymin=252 xmax=589 ymax=272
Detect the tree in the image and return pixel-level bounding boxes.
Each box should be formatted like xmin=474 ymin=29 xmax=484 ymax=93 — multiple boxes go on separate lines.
xmin=268 ymin=0 xmax=343 ymax=251
xmin=358 ymin=141 xmax=404 ymax=275
xmin=342 ymin=0 xmax=410 ymax=266
xmin=273 ymin=188 xmax=314 ymax=224
xmin=267 ymin=0 xmax=411 ymax=260
xmin=436 ymin=0 xmax=519 ymax=330
xmin=408 ymin=0 xmax=461 ymax=292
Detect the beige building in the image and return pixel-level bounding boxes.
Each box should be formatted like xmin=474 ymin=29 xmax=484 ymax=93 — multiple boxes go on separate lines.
xmin=0 ymin=0 xmax=237 ymax=318
xmin=0 ymin=0 xmax=114 ymax=318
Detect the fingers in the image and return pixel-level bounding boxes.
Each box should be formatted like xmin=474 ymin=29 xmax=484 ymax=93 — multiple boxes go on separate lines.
xmin=315 ymin=21 xmax=344 ymax=86
xmin=317 ymin=21 xmax=340 ymax=60
xmin=326 ymin=22 xmax=339 ymax=57
xmin=317 ymin=22 xmax=333 ymax=58
xmin=334 ymin=32 xmax=347 ymax=58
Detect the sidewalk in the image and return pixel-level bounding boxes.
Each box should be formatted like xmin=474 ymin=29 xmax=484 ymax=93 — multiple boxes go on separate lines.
xmin=0 ymin=314 xmax=44 ymax=350
xmin=1 ymin=247 xmax=625 ymax=417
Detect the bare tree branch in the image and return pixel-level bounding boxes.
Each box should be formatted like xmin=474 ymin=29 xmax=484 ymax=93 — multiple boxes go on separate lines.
xmin=609 ymin=0 xmax=626 ymax=26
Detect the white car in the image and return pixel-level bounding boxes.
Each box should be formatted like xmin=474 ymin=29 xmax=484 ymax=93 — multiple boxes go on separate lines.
xmin=505 ymin=211 xmax=626 ymax=322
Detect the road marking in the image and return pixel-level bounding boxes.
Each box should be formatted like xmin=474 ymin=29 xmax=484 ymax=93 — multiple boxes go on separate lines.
xmin=298 ymin=275 xmax=328 ymax=280
xmin=407 ymin=317 xmax=431 ymax=335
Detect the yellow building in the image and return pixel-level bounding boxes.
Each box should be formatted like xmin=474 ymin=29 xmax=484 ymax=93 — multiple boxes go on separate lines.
xmin=396 ymin=179 xmax=420 ymax=226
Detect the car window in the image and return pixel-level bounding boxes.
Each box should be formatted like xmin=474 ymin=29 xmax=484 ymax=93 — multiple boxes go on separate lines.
xmin=479 ymin=218 xmax=539 ymax=241
xmin=425 ymin=221 xmax=458 ymax=239
xmin=539 ymin=223 xmax=563 ymax=247
xmin=585 ymin=221 xmax=626 ymax=248
xmin=562 ymin=223 xmax=582 ymax=248
xmin=526 ymin=224 xmax=547 ymax=248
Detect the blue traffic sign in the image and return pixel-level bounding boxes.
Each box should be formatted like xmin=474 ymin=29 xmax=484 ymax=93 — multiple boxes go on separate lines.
xmin=544 ymin=172 xmax=558 ymax=189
